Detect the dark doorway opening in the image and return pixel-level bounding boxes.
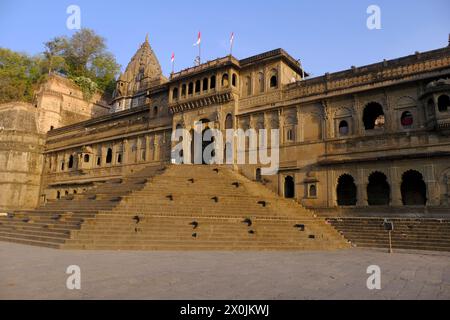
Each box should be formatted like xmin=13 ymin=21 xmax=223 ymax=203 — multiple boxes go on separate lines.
xmin=284 ymin=176 xmax=295 ymax=198
xmin=367 ymin=172 xmax=390 ymax=205
xmin=337 ymin=174 xmax=357 ymax=206
xmin=401 ymin=170 xmax=427 ymax=206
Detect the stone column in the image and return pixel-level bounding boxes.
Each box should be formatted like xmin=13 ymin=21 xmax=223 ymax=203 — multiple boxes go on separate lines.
xmin=296 ymin=107 xmax=304 ymax=142
xmin=356 ymin=168 xmax=368 ymax=207
xmin=424 ymin=164 xmax=439 ymax=206
xmin=145 ymin=135 xmax=151 ymax=162
xmin=389 ymin=166 xmax=403 ymax=206
xmin=154 ymin=135 xmax=160 ymax=161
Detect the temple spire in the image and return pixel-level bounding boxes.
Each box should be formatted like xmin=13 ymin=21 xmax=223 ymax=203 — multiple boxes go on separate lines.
xmin=145 ymin=33 xmax=149 ymax=43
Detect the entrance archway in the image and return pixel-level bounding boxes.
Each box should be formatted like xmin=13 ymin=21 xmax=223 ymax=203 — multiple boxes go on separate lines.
xmin=401 ymin=170 xmax=427 ymax=205
xmin=190 ymin=119 xmax=212 ymax=164
xmin=284 ymin=176 xmax=295 ymax=198
xmin=336 ymin=174 xmax=357 ymax=206
xmin=367 ymin=172 xmax=390 ymax=205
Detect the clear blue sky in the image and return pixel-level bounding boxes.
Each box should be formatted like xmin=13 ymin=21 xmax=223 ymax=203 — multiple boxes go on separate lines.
xmin=0 ymin=0 xmax=449 ymax=78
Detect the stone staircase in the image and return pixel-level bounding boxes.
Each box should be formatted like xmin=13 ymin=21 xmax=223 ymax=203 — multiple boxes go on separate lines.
xmin=327 ymin=217 xmax=450 ymax=252
xmin=0 ymin=164 xmax=166 ymax=248
xmin=0 ymin=164 xmax=349 ymax=251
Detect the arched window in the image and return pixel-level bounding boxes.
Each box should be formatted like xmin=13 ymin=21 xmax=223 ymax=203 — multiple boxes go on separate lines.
xmin=153 ymin=106 xmax=158 ymax=117
xmin=401 ymin=111 xmax=413 ymax=127
xmin=336 ymin=174 xmax=357 ymax=206
xmin=338 ymin=120 xmax=349 ymax=136
xmin=269 ymin=69 xmax=278 ymax=88
xmin=284 ymin=176 xmax=295 ymax=198
xmin=172 ymin=87 xmax=179 ymax=101
xmin=202 ymin=78 xmax=208 ymax=92
xmin=210 ymin=75 xmax=216 ymax=89
xmin=181 ymin=84 xmax=187 ymax=97
xmin=270 ymin=75 xmax=278 ymax=88
xmin=195 ymin=79 xmax=201 ymax=93
xmin=188 ymin=82 xmax=194 ymax=95
xmin=61 ymin=161 xmax=65 ymax=171
xmin=221 ymin=73 xmax=229 ymax=87
xmin=255 ymin=168 xmax=262 ymax=182
xmin=56 ymin=191 xmax=60 ymax=199
xmin=232 ymin=74 xmax=237 ymax=87
xmin=225 ymin=113 xmax=233 ymax=129
xmin=309 ymin=184 xmax=317 ymax=198
xmin=367 ymin=172 xmax=390 ymax=206
xmin=84 ymin=154 xmax=90 ymax=163
xmin=117 ymin=153 xmax=122 ymax=164
xmin=401 ymin=170 xmax=427 ymax=206
xmin=363 ymin=102 xmax=385 ymax=130
xmin=258 ymin=72 xmax=265 ymax=93
xmin=68 ymin=155 xmax=74 ymax=169
xmin=106 ymin=148 xmax=113 ymax=164
xmin=438 ymin=95 xmax=450 ymax=112
xmin=96 ymin=156 xmax=101 ymax=166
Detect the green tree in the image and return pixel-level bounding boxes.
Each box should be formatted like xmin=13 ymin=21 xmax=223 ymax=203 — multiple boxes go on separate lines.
xmin=44 ymin=28 xmax=120 ymax=97
xmin=0 ymin=48 xmax=45 ymax=103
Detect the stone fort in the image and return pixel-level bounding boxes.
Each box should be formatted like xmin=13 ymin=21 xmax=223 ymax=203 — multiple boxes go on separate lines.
xmin=1 ymin=36 xmax=450 ymax=251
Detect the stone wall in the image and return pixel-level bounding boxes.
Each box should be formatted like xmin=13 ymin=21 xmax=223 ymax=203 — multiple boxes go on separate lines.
xmin=0 ymin=102 xmax=45 ymax=212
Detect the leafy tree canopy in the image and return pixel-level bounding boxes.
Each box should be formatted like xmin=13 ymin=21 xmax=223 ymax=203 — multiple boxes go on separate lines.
xmin=0 ymin=28 xmax=120 ymax=104
xmin=44 ymin=28 xmax=120 ymax=98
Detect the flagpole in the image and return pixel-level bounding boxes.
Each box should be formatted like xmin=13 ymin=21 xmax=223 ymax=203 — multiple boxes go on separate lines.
xmin=199 ymin=39 xmax=201 ymax=64
xmin=230 ymin=32 xmax=234 ymax=56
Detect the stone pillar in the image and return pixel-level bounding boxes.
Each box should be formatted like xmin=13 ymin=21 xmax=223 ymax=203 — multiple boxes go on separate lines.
xmin=123 ymin=139 xmax=129 ymax=164
xmin=154 ymin=135 xmax=160 ymax=161
xmin=356 ymin=168 xmax=368 ymax=207
xmin=296 ymin=107 xmax=304 ymax=142
xmin=424 ymin=164 xmax=439 ymax=206
xmin=389 ymin=166 xmax=403 ymax=206
xmin=145 ymin=135 xmax=151 ymax=162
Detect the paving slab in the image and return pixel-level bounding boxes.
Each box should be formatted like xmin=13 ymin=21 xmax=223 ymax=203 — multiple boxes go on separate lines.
xmin=0 ymin=242 xmax=449 ymax=300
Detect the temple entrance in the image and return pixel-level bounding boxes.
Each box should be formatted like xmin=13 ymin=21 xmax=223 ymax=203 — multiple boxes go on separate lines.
xmin=190 ymin=119 xmax=212 ymax=164
xmin=367 ymin=172 xmax=390 ymax=205
xmin=284 ymin=176 xmax=295 ymax=198
xmin=336 ymin=174 xmax=357 ymax=206
xmin=401 ymin=170 xmax=427 ymax=205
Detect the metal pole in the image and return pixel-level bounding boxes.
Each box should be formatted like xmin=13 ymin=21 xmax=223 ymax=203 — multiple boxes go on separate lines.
xmin=388 ymin=230 xmax=393 ymax=254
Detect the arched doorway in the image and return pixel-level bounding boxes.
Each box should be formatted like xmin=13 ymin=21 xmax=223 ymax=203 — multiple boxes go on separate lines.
xmin=336 ymin=174 xmax=357 ymax=206
xmin=106 ymin=148 xmax=113 ymax=164
xmin=191 ymin=119 xmax=212 ymax=164
xmin=401 ymin=170 xmax=427 ymax=205
xmin=363 ymin=102 xmax=385 ymax=130
xmin=367 ymin=172 xmax=390 ymax=205
xmin=284 ymin=176 xmax=295 ymax=198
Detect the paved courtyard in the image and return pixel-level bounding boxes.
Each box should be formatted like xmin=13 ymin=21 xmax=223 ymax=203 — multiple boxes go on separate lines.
xmin=0 ymin=242 xmax=449 ymax=299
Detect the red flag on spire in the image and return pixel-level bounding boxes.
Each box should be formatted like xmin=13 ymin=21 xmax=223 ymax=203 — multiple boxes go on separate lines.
xmin=193 ymin=31 xmax=201 ymax=46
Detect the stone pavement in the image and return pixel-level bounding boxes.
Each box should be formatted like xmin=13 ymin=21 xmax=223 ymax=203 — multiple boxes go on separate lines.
xmin=0 ymin=242 xmax=449 ymax=299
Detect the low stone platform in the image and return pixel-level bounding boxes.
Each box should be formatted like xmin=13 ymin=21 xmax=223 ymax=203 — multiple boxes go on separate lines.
xmin=0 ymin=242 xmax=449 ymax=299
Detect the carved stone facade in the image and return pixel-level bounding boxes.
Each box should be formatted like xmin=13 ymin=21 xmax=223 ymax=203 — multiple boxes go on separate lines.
xmin=3 ymin=37 xmax=450 ymax=216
